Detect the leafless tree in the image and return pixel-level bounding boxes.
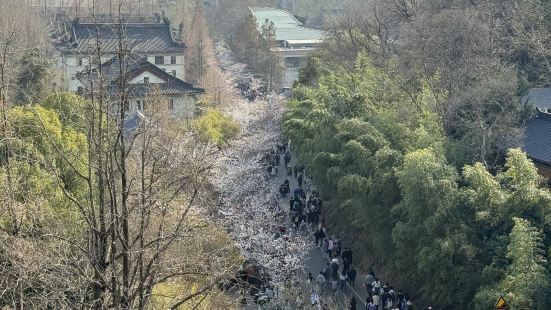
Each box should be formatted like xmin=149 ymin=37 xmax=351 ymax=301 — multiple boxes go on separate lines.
xmin=0 ymin=2 xmax=240 ymax=309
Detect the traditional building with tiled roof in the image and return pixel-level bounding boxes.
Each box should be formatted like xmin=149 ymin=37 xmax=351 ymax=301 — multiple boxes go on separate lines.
xmin=52 ymin=13 xmax=187 ymax=92
xmin=523 ymin=88 xmax=551 ymax=180
xmin=99 ymin=55 xmax=204 ymax=120
xmin=524 ymin=88 xmax=551 ymax=113
xmin=50 ymin=13 xmax=205 ymax=121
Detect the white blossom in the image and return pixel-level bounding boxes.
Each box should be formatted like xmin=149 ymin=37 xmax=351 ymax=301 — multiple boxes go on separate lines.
xmin=209 ymin=44 xmax=312 ymax=287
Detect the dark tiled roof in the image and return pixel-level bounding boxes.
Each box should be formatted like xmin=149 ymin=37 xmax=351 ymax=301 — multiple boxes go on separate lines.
xmin=524 ymin=88 xmax=551 ymax=109
xmin=126 ymin=82 xmax=204 ymax=97
xmin=523 ymin=111 xmax=551 ymax=165
xmin=102 ymin=56 xmax=204 ymax=97
xmin=60 ymin=21 xmax=184 ymax=54
xmin=124 ymin=111 xmax=145 ymax=135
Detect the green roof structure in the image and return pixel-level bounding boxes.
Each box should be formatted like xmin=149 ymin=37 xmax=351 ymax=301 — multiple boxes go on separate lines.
xmin=249 ymin=7 xmax=325 ymax=43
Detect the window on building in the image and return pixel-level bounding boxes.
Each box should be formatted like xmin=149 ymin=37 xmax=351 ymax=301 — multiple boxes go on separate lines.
xmin=144 ymin=77 xmax=149 ymax=84
xmin=168 ymin=98 xmax=174 ymax=110
xmin=171 ymin=70 xmax=176 ymax=77
xmin=155 ymin=56 xmax=164 ymax=65
xmin=171 ymin=56 xmax=177 ymax=64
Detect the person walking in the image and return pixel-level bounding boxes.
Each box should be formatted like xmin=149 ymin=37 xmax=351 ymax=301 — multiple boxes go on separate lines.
xmin=294 ymin=214 xmax=301 ymax=230
xmin=331 ymin=258 xmax=339 ymax=281
xmin=350 ymin=297 xmax=357 ymax=310
xmin=372 ymin=293 xmax=381 ymax=310
xmin=310 ymin=291 xmax=320 ymax=306
xmin=314 ymin=227 xmax=325 ymax=246
xmin=339 ymin=272 xmax=347 ymax=291
xmin=305 ymin=176 xmax=311 ymax=192
xmin=323 ymin=263 xmax=331 ymax=287
xmin=335 ymin=237 xmax=342 ymax=257
xmin=294 ymin=186 xmax=301 ymax=200
xmin=322 ymin=239 xmax=329 ymax=258
xmin=372 ymin=277 xmax=382 ymax=295
xmin=342 ymin=251 xmax=351 ymax=272
xmin=367 ymin=298 xmax=377 ymax=310
xmin=307 ymin=272 xmax=314 ymax=285
xmin=365 ymin=269 xmax=375 ymax=297
xmin=347 ymin=265 xmax=357 ymax=288
xmin=327 ymin=238 xmax=334 ymax=259
xmin=316 ymin=271 xmax=325 ymax=292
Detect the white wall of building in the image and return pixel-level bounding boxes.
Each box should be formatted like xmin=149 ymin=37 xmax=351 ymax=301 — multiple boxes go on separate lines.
xmin=128 ymin=94 xmax=195 ymax=119
xmin=57 ymin=52 xmax=185 ymax=91
xmin=146 ymin=54 xmax=185 ymax=80
xmin=172 ymin=95 xmax=195 ymax=119
xmin=57 ymin=53 xmax=113 ymax=91
xmin=129 ymin=71 xmax=165 ymax=84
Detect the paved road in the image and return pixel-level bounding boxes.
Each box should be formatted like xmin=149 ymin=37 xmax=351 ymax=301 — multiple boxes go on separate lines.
xmin=245 ymin=149 xmax=370 ymax=309
xmin=283 ymin=151 xmax=368 ymax=309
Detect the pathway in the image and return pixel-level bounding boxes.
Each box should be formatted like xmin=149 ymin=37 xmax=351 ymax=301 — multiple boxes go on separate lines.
xmin=245 ymin=146 xmax=418 ymax=309
xmin=271 ymin=149 xmax=369 ymax=309
xmin=246 ymin=146 xmax=389 ymax=309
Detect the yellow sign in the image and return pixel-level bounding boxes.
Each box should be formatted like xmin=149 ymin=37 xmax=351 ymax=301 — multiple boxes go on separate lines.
xmin=495 ymin=296 xmax=508 ymax=310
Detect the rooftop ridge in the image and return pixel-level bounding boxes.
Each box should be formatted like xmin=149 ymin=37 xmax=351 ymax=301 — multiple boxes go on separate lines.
xmin=249 ymin=6 xmax=304 ymax=27
xmin=536 ymin=109 xmax=551 ymax=120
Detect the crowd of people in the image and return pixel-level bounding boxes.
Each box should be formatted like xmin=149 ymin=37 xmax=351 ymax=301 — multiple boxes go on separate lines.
xmin=268 ymin=141 xmax=420 ymax=310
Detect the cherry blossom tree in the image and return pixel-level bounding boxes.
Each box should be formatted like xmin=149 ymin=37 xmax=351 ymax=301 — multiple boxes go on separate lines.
xmin=209 ymin=43 xmax=314 ymax=306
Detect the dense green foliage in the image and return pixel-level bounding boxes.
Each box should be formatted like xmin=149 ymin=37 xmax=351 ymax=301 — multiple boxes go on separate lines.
xmin=192 ymin=108 xmax=240 ymax=145
xmin=0 ymin=93 xmax=88 ymax=236
xmin=284 ymin=54 xmax=551 ymax=308
xmin=315 ymin=0 xmax=551 ymax=170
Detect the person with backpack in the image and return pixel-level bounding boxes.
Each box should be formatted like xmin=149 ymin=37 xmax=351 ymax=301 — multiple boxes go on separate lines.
xmin=365 ymin=269 xmax=375 ymax=297
xmin=372 ymin=277 xmax=382 ymax=295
